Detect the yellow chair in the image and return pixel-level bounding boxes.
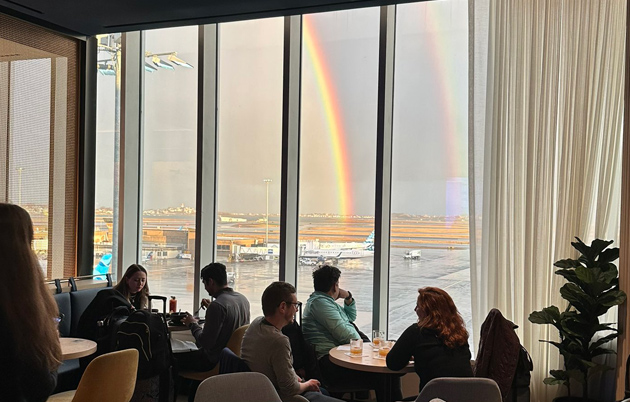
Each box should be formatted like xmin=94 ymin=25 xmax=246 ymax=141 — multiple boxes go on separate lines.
xmin=178 ymin=324 xmax=249 ymax=382
xmin=48 ymin=349 xmax=139 ymax=402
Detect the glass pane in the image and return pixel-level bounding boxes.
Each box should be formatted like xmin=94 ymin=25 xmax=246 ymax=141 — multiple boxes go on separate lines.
xmin=8 ymin=59 xmax=51 ymax=276
xmin=298 ymin=9 xmax=379 ymax=335
xmin=94 ymin=33 xmax=121 ymax=277
xmin=142 ymin=26 xmax=198 ymax=311
xmin=389 ymin=1 xmax=471 ymax=342
xmin=216 ymin=18 xmax=284 ymax=317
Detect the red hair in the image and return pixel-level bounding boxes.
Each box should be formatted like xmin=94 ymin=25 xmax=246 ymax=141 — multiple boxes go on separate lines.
xmin=416 ymin=287 xmax=468 ymax=348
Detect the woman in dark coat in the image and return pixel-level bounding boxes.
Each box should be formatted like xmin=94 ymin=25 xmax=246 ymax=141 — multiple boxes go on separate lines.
xmin=387 ymin=287 xmax=473 ymax=393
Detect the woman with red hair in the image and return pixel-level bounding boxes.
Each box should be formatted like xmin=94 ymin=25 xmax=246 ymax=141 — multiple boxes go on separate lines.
xmin=387 ymin=287 xmax=473 ymax=392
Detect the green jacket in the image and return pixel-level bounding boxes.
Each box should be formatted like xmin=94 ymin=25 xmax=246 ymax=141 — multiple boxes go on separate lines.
xmin=302 ymin=291 xmax=360 ymax=358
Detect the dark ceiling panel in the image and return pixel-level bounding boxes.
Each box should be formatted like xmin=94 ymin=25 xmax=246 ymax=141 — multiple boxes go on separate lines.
xmin=0 ymin=0 xmax=414 ymax=36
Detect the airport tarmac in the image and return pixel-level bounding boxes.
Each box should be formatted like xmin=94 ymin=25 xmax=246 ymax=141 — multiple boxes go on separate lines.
xmin=144 ymin=247 xmax=473 ymax=344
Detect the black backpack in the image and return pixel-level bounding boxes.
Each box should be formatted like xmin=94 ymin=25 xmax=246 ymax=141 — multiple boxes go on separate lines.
xmin=116 ymin=309 xmax=172 ymax=380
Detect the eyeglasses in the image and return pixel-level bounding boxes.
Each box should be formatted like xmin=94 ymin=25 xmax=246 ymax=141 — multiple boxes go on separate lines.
xmin=285 ymin=301 xmax=302 ymax=308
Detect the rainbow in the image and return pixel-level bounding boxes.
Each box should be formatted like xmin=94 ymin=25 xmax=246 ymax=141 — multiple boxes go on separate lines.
xmin=424 ymin=3 xmax=467 ymax=179
xmin=302 ymin=16 xmax=354 ymax=217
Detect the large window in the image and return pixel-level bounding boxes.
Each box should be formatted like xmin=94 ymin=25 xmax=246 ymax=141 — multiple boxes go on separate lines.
xmin=297 ymin=9 xmax=379 ymax=335
xmin=142 ymin=27 xmax=198 ymax=310
xmin=92 ymin=1 xmax=475 ymax=341
xmin=389 ymin=1 xmax=470 ymax=340
xmin=216 ymin=18 xmax=284 ymax=317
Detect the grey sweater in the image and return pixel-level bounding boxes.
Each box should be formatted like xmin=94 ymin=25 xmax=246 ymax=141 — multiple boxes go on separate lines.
xmin=241 ymin=316 xmax=302 ymax=401
xmin=190 ymin=288 xmax=250 ymax=369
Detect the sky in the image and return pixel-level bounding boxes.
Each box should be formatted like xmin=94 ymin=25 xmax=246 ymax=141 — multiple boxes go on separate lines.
xmin=92 ymin=0 xmax=469 ymax=217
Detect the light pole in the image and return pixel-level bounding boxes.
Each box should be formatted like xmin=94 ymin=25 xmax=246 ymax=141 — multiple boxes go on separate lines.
xmin=263 ymin=179 xmax=272 ymax=245
xmin=16 ymin=167 xmax=23 ymax=205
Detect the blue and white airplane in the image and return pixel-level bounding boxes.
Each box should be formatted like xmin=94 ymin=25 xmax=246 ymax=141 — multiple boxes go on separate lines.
xmin=301 ymin=231 xmax=375 ymax=260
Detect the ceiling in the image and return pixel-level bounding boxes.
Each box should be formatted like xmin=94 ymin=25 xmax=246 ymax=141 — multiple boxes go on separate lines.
xmin=0 ymin=0 xmax=410 ymax=37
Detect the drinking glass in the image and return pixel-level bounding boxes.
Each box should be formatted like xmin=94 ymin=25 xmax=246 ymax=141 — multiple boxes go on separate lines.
xmin=372 ymin=330 xmax=384 ymax=351
xmin=350 ymin=338 xmax=363 ymax=357
xmin=378 ymin=340 xmax=392 ymax=358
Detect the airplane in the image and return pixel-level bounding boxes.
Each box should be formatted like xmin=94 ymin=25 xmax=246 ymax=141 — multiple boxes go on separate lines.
xmin=300 ymin=231 xmax=375 ymax=260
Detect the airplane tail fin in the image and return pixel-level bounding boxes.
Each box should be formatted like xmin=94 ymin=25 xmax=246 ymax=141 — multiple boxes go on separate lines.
xmin=364 ymin=231 xmax=375 ymax=249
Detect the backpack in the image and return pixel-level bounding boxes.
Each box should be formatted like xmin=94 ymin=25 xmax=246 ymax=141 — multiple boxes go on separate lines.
xmin=116 ymin=310 xmax=172 ymax=380
xmin=282 ymin=320 xmax=322 ymax=382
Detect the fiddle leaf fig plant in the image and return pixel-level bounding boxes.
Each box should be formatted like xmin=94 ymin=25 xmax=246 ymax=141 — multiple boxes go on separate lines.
xmin=529 ymin=238 xmax=626 ymax=398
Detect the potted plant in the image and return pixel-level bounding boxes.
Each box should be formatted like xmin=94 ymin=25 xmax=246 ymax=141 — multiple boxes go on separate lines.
xmin=529 ymin=238 xmax=626 ymax=401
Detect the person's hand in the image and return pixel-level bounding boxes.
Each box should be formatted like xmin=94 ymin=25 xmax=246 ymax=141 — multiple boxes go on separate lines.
xmin=338 ymin=288 xmax=350 ymax=300
xmin=182 ymin=312 xmax=198 ymax=326
xmin=201 ymin=298 xmax=211 ymax=309
xmin=303 ymin=379 xmax=320 ymax=392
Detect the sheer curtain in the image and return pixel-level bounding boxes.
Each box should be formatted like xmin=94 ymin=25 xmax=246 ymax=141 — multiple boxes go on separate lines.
xmin=470 ymin=1 xmax=626 ymax=401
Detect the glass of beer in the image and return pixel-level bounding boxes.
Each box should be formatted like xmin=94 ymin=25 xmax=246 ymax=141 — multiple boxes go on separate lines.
xmin=372 ymin=330 xmax=384 ymax=351
xmin=378 ymin=340 xmax=392 ymax=358
xmin=350 ymin=338 xmax=363 ymax=357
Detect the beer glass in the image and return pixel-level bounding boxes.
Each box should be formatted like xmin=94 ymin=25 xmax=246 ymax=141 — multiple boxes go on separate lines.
xmin=372 ymin=330 xmax=384 ymax=351
xmin=378 ymin=340 xmax=392 ymax=358
xmin=350 ymin=338 xmax=363 ymax=356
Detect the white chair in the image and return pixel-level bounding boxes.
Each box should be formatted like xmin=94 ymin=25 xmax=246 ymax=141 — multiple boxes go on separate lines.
xmin=193 ymin=372 xmax=282 ymax=402
xmin=415 ymin=377 xmax=501 ymax=402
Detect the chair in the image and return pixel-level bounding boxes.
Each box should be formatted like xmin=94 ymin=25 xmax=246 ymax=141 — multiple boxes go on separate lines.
xmin=414 ymin=377 xmax=501 ymax=402
xmin=47 ymin=349 xmax=139 ymax=402
xmin=178 ymin=324 xmax=249 ymax=381
xmin=193 ymin=372 xmax=282 ymax=402
xmin=218 ymin=347 xmax=250 ymax=374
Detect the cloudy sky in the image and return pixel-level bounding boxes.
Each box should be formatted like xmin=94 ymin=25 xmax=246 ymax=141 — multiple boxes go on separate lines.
xmin=92 ymin=0 xmax=468 ymax=217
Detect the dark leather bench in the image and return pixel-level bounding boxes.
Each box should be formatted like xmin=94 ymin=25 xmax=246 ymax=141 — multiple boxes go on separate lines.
xmin=52 ymin=276 xmax=112 ymax=392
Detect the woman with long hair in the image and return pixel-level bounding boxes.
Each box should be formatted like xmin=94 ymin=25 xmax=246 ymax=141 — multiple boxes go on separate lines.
xmin=0 ymin=203 xmax=61 ymax=401
xmin=113 ymin=264 xmax=150 ymax=309
xmin=387 ymin=287 xmax=473 ymax=392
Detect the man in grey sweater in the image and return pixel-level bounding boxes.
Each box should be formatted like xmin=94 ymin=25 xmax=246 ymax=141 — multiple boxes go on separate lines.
xmin=181 ymin=262 xmax=250 ymax=371
xmin=241 ymin=282 xmax=343 ymax=402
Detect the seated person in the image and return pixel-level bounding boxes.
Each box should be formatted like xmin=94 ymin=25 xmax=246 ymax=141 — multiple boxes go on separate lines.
xmin=0 ymin=203 xmax=61 ymax=402
xmin=180 ymin=262 xmax=250 ymax=372
xmin=302 ymin=265 xmax=400 ymax=401
xmin=242 ymin=281 xmax=344 ymax=402
xmin=386 ymin=287 xmax=473 ymax=393
xmin=113 ymin=264 xmax=149 ymax=310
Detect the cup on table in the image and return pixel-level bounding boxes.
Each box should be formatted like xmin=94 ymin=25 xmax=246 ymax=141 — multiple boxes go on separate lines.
xmin=350 ymin=338 xmax=363 ymax=357
xmin=372 ymin=330 xmax=384 ymax=351
xmin=378 ymin=340 xmax=392 ymax=358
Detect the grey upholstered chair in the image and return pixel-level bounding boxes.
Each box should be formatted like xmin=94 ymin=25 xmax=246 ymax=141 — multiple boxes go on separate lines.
xmin=193 ymin=372 xmax=282 ymax=402
xmin=415 ymin=377 xmax=502 ymax=402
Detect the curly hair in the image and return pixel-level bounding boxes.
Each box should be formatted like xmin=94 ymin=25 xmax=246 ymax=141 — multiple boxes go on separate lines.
xmin=416 ymin=287 xmax=468 ymax=348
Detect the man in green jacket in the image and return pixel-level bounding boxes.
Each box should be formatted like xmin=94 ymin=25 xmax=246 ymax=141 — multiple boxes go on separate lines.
xmin=302 ymin=265 xmax=360 ymax=358
xmin=303 ymin=265 xmax=400 ymax=401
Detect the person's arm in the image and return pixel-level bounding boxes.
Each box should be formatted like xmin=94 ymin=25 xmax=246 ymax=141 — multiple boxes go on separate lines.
xmin=191 ymin=302 xmax=225 ymax=348
xmin=386 ymin=324 xmax=417 ymax=371
xmin=271 ymin=337 xmax=305 ymax=398
xmin=310 ymin=297 xmax=359 ymax=344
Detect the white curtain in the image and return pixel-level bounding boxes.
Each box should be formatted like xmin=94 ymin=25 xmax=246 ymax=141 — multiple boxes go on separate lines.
xmin=469 ymin=1 xmax=626 ymax=401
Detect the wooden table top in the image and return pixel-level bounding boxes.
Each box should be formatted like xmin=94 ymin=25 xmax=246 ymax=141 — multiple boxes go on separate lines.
xmin=60 ymin=337 xmax=97 ymax=361
xmin=329 ymin=343 xmax=414 ymax=374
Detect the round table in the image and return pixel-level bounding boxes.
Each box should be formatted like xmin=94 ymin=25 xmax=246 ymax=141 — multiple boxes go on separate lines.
xmin=329 ymin=343 xmax=414 ymax=402
xmin=60 ymin=337 xmax=97 ymax=360
xmin=329 ymin=343 xmax=414 ymax=374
